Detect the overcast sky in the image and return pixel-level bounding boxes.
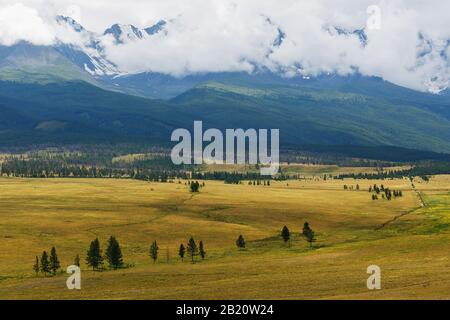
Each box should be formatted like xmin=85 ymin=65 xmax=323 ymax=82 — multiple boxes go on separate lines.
xmin=1 ymin=0 xmax=450 ymax=92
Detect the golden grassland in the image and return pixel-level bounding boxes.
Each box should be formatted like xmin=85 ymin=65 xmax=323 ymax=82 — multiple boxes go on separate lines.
xmin=0 ymin=175 xmax=449 ymax=299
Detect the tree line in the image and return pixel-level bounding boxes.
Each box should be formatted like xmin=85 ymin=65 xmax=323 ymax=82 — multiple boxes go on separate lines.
xmin=335 ymin=162 xmax=450 ymax=181
xmin=0 ymin=158 xmax=191 ymax=181
xmin=1 ymin=159 xmax=279 ymax=183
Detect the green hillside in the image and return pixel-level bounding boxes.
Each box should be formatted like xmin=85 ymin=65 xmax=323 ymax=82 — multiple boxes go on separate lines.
xmin=0 ymin=80 xmax=449 ymax=155
xmin=0 ymin=43 xmax=94 ymax=84
xmin=172 ymin=82 xmax=450 ymax=152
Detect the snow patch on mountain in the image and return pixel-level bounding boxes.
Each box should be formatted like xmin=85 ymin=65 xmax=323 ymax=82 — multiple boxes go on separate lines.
xmin=55 ymin=15 xmax=119 ymax=76
xmin=53 ymin=16 xmax=170 ymax=76
xmin=414 ymin=33 xmax=450 ymax=94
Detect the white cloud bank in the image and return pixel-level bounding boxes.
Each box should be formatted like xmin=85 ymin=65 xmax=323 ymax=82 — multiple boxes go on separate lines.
xmin=1 ymin=0 xmax=450 ymax=92
xmin=0 ymin=3 xmax=54 ymax=45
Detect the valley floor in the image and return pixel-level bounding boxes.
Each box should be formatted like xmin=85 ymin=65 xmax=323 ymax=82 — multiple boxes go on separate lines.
xmin=0 ymin=176 xmax=449 ymax=299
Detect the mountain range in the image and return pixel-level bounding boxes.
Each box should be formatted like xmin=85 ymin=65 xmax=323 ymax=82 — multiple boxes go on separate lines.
xmin=0 ymin=16 xmax=450 ymax=159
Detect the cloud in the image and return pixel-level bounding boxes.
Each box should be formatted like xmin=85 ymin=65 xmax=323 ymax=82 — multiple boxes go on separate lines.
xmin=104 ymin=2 xmax=280 ymax=76
xmin=0 ymin=3 xmax=55 ymax=45
xmin=1 ymin=0 xmax=450 ymax=92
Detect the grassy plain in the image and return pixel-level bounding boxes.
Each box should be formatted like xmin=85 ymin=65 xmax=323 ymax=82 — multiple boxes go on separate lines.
xmin=0 ymin=174 xmax=449 ymax=299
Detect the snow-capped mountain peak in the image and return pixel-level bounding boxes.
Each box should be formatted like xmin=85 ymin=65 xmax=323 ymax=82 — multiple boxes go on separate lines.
xmin=103 ymin=20 xmax=167 ymax=44
xmin=56 ymin=15 xmax=85 ymax=33
xmin=104 ymin=24 xmax=146 ymax=44
xmin=51 ymin=16 xmax=170 ymax=77
xmin=54 ymin=15 xmax=120 ymax=76
xmin=145 ymin=20 xmax=167 ymax=35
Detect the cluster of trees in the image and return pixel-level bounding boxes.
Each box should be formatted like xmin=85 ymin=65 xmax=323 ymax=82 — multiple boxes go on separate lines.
xmin=39 ymin=236 xmax=122 ymax=273
xmin=33 ymin=247 xmax=60 ymax=276
xmin=247 ymin=180 xmax=271 ymax=186
xmin=369 ymin=184 xmax=403 ymax=201
xmin=86 ymin=236 xmax=124 ymax=270
xmin=224 ymin=177 xmax=242 ymax=184
xmin=150 ymin=238 xmax=206 ymax=264
xmin=343 ymin=184 xmax=360 ymax=190
xmin=281 ymin=223 xmax=316 ymax=248
xmin=189 ymin=181 xmax=205 ymax=192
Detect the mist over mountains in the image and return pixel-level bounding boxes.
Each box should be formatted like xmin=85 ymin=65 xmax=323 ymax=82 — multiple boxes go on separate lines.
xmin=2 ymin=0 xmax=450 ymax=94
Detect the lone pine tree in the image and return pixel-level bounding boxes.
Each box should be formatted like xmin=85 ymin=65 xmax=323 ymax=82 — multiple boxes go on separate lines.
xmin=105 ymin=236 xmax=123 ymax=269
xmin=187 ymin=237 xmax=198 ymax=264
xmin=49 ymin=246 xmax=60 ymax=275
xmin=86 ymin=238 xmax=103 ymax=271
xmin=199 ymin=241 xmax=206 ymax=260
xmin=33 ymin=256 xmax=39 ymax=275
xmin=150 ymin=240 xmax=159 ymax=263
xmin=302 ymin=222 xmax=316 ymax=248
xmin=40 ymin=251 xmax=50 ymax=275
xmin=179 ymin=244 xmax=186 ymax=261
xmin=236 ymin=235 xmax=246 ymax=249
xmin=281 ymin=226 xmax=291 ymax=246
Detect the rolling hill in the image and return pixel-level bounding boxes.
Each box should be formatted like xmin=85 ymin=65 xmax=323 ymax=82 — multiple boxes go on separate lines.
xmin=0 ymin=80 xmax=450 ymax=159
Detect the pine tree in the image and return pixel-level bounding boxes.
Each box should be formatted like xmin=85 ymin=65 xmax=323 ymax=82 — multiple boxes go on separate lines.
xmin=179 ymin=244 xmax=186 ymax=261
xmin=86 ymin=238 xmax=103 ymax=271
xmin=199 ymin=241 xmax=206 ymax=260
xmin=105 ymin=236 xmax=123 ymax=269
xmin=236 ymin=235 xmax=246 ymax=249
xmin=187 ymin=237 xmax=198 ymax=264
xmin=149 ymin=240 xmax=159 ymax=263
xmin=49 ymin=246 xmax=60 ymax=275
xmin=40 ymin=251 xmax=50 ymax=275
xmin=281 ymin=226 xmax=290 ymax=246
xmin=74 ymin=254 xmax=80 ymax=267
xmin=302 ymin=222 xmax=316 ymax=248
xmin=33 ymin=256 xmax=39 ymax=275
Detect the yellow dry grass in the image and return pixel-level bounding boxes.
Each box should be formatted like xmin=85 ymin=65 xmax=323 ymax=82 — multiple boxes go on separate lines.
xmin=0 ymin=175 xmax=448 ymax=299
